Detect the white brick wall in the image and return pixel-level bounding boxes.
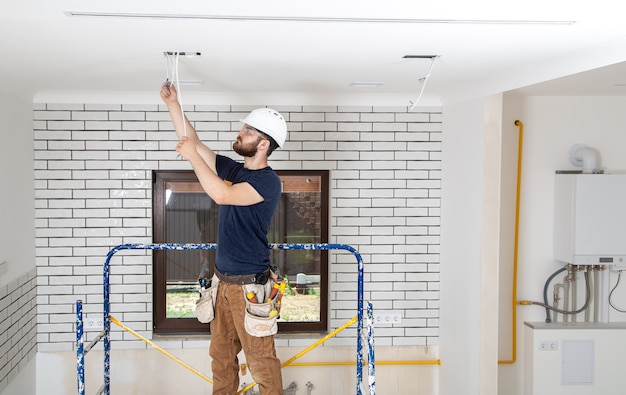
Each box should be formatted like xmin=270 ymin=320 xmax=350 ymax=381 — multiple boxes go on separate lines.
xmin=0 ymin=269 xmax=37 ymax=392
xmin=33 ymin=103 xmax=441 ymax=351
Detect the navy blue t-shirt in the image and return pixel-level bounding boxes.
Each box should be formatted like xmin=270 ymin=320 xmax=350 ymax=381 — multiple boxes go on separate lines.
xmin=214 ymin=155 xmax=281 ymax=275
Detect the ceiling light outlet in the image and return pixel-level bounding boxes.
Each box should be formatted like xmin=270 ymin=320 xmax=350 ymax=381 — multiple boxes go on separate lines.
xmin=176 ymin=80 xmax=204 ymax=86
xmin=164 ymin=51 xmax=201 ymax=57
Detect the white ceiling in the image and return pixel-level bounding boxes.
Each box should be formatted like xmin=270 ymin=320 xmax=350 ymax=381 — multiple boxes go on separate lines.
xmin=3 ymin=1 xmax=626 ymax=105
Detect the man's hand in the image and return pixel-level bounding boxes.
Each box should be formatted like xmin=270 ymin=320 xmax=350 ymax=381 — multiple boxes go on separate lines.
xmin=160 ymin=82 xmax=178 ymax=105
xmin=176 ymin=136 xmax=198 ymax=161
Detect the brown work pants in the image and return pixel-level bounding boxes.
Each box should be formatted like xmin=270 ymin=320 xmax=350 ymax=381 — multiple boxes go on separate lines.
xmin=210 ymin=281 xmax=283 ymax=395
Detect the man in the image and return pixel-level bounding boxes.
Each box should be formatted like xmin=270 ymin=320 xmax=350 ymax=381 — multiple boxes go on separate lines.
xmin=160 ymin=82 xmax=287 ymax=395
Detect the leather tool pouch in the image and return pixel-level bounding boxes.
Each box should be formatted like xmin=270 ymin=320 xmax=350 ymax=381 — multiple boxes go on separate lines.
xmin=195 ymin=274 xmax=219 ymax=323
xmin=242 ymin=280 xmax=280 ymax=337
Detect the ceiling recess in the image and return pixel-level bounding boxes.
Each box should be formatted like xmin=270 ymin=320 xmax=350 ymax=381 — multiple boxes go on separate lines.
xmin=403 ymin=55 xmax=439 ymax=59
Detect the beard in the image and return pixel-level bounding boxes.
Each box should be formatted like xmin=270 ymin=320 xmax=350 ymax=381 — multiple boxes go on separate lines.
xmin=233 ymin=136 xmax=262 ymax=157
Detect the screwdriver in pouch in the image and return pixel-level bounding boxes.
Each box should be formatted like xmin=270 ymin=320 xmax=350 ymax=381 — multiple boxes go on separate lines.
xmin=266 ymin=282 xmax=281 ymax=302
xmin=276 ymin=280 xmax=287 ymax=307
xmin=246 ymin=291 xmax=258 ymax=303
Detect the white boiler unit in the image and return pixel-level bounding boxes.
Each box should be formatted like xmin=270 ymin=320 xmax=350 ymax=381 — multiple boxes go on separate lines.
xmin=554 ymin=173 xmax=626 ymax=265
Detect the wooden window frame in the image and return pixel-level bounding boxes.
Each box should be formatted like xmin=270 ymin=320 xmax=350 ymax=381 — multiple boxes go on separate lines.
xmin=152 ymin=169 xmax=329 ymax=335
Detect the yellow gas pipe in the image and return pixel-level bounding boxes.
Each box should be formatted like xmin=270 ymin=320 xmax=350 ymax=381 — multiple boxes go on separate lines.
xmin=238 ymin=315 xmax=440 ymax=394
xmin=286 ymin=360 xmax=441 ymax=367
xmin=112 ymin=312 xmax=440 ymax=394
xmin=498 ymin=120 xmax=524 ymax=365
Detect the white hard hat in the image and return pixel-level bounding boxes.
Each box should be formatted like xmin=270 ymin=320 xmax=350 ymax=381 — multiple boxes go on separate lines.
xmin=240 ymin=108 xmax=288 ymax=148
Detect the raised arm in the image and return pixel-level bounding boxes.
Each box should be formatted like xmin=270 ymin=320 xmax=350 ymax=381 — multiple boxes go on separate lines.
xmin=160 ymin=83 xmax=263 ymax=206
xmin=160 ymin=82 xmax=217 ymax=173
xmin=176 ymin=136 xmax=264 ymax=206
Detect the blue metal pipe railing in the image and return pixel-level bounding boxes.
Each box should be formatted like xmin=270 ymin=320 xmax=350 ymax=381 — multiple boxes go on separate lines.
xmin=76 ymin=300 xmax=84 ymax=395
xmin=76 ymin=243 xmax=374 ymax=395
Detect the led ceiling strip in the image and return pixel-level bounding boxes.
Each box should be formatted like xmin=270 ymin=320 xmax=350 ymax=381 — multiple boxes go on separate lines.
xmin=64 ymin=11 xmax=576 ymax=25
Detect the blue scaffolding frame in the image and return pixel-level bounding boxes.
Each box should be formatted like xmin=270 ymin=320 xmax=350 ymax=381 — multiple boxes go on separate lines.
xmin=75 ymin=243 xmax=375 ymax=394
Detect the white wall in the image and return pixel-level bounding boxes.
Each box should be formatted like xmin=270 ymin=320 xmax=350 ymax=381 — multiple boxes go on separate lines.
xmin=440 ymin=94 xmax=626 ymax=395
xmin=480 ymin=94 xmax=505 ymax=395
xmin=8 ymin=91 xmax=626 ymax=395
xmin=0 ymin=92 xmax=37 ymax=394
xmin=498 ymin=95 xmax=626 ymax=395
xmin=28 ymin=100 xmax=442 ymax=395
xmin=439 ymin=98 xmax=486 ymax=395
xmin=0 ymin=92 xmax=35 ymax=286
xmin=35 ymin=346 xmax=437 ymax=395
xmin=2 ymin=357 xmax=35 ymax=395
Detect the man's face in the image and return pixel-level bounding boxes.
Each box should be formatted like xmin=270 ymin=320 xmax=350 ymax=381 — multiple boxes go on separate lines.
xmin=233 ymin=125 xmax=266 ymax=157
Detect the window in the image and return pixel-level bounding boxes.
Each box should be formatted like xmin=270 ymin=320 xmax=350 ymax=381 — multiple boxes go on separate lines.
xmin=152 ymin=170 xmax=329 ymax=334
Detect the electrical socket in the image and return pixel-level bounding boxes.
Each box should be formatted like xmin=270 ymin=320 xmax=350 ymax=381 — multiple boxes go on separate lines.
xmin=84 ymin=317 xmax=104 ymax=329
xmin=539 ymin=340 xmax=558 ymax=351
xmin=373 ymin=312 xmax=402 ymax=326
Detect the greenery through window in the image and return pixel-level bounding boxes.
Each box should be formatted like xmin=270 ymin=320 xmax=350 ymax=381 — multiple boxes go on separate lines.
xmin=152 ymin=170 xmax=329 ymax=334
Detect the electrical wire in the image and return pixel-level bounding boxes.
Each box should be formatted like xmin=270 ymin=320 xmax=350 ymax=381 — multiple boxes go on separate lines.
xmin=608 ymin=270 xmax=626 ymax=312
xmin=164 ymin=52 xmax=188 ymax=160
xmin=165 ymin=52 xmax=187 ymax=138
xmin=175 ymin=53 xmax=187 ymax=138
xmin=408 ymin=57 xmax=437 ymax=111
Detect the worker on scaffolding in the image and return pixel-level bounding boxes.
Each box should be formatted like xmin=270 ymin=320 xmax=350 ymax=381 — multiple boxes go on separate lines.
xmin=160 ymin=82 xmax=288 ymax=395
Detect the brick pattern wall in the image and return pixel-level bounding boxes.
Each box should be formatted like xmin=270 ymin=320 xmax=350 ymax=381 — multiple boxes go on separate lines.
xmin=0 ymin=269 xmax=37 ymax=392
xmin=33 ymin=103 xmax=441 ymax=351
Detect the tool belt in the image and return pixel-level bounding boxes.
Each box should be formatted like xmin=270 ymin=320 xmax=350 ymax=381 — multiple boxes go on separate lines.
xmin=214 ymin=267 xmax=270 ymax=285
